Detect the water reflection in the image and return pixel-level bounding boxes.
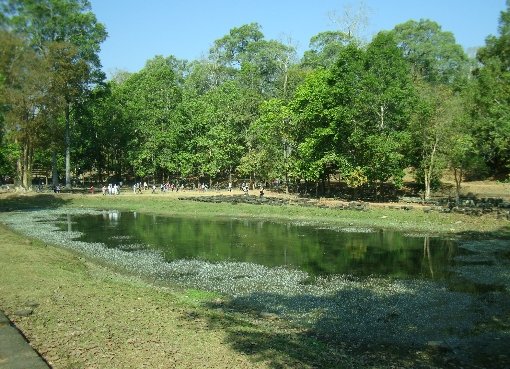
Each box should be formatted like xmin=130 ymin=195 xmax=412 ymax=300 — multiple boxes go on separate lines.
xmin=56 ymin=211 xmax=462 ymax=280
xmin=102 ymin=210 xmax=120 ymax=223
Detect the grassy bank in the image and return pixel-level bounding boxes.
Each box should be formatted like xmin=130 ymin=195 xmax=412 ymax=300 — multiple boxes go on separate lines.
xmin=1 ymin=191 xmax=509 ymax=237
xmin=1 ymin=191 xmax=509 ymax=368
xmin=0 ymin=223 xmax=286 ymax=368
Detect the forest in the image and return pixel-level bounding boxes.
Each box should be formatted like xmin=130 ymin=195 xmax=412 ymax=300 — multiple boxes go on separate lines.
xmin=1 ymin=0 xmax=509 ymax=200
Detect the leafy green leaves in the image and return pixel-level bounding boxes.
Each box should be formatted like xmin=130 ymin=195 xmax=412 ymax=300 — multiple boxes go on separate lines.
xmin=292 ymin=35 xmax=414 ymax=187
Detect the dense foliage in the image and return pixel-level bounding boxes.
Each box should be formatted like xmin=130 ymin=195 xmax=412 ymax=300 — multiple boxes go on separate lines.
xmin=1 ymin=0 xmax=509 ymax=198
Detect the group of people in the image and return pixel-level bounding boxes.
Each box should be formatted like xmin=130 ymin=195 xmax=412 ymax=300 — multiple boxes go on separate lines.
xmin=240 ymin=182 xmax=265 ymax=197
xmin=240 ymin=182 xmax=249 ymax=194
xmin=102 ymin=183 xmax=120 ymax=195
xmin=90 ymin=180 xmax=267 ymax=197
xmin=132 ymin=181 xmax=185 ymax=194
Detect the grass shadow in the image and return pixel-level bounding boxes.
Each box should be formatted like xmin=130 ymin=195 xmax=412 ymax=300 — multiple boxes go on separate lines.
xmin=203 ymin=276 xmax=510 ymax=369
xmin=0 ymin=193 xmax=70 ymax=212
xmin=457 ymin=226 xmax=510 ymax=240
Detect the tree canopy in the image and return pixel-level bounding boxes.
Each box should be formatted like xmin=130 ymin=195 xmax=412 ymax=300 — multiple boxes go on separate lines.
xmin=1 ymin=1 xmax=508 ymax=196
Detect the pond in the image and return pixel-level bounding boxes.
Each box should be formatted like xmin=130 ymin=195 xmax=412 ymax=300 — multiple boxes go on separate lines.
xmin=61 ymin=210 xmax=459 ymax=281
xmin=3 ymin=208 xmax=510 ymax=368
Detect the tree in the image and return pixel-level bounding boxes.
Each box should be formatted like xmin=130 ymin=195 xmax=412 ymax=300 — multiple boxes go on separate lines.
xmin=46 ymin=39 xmax=91 ymax=187
xmin=448 ymin=133 xmax=484 ymax=203
xmin=71 ymin=80 xmax=135 ymax=183
xmin=409 ymin=82 xmax=463 ymax=200
xmin=118 ymin=56 xmax=182 ymax=182
xmin=352 ymin=32 xmax=414 ymax=188
xmin=241 ymin=39 xmax=296 ymax=98
xmin=195 ymin=81 xmax=260 ymax=186
xmin=292 ymin=68 xmax=343 ymax=190
xmin=0 ymin=30 xmax=50 ymax=189
xmin=210 ymin=24 xmax=297 ymax=99
xmin=327 ymin=1 xmax=370 ymax=41
xmin=472 ymin=0 xmax=510 ymax=177
xmin=239 ymin=98 xmax=295 ymax=193
xmin=391 ymin=19 xmax=470 ymax=87
xmin=2 ymin=0 xmax=107 ymax=188
xmin=302 ymin=31 xmax=352 ymax=69
xmin=209 ymin=23 xmax=264 ymax=69
xmin=292 ymin=34 xmax=415 ymax=195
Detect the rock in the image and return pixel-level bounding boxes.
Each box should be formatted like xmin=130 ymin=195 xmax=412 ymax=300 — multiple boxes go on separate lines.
xmin=260 ymin=312 xmax=279 ymax=321
xmin=14 ymin=308 xmax=33 ymax=317
xmin=426 ymin=341 xmax=451 ymax=352
xmin=25 ymin=301 xmax=39 ymax=308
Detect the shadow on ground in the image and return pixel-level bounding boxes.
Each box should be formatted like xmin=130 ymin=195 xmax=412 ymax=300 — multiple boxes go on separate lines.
xmin=0 ymin=194 xmax=70 ymax=212
xmin=203 ymin=273 xmax=510 ymax=369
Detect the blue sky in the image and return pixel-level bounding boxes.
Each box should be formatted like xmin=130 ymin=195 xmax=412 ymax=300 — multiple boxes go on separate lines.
xmin=89 ymin=0 xmax=507 ymax=76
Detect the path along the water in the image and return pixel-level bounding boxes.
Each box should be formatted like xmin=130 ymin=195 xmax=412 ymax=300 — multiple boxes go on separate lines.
xmin=0 ymin=311 xmax=50 ymax=369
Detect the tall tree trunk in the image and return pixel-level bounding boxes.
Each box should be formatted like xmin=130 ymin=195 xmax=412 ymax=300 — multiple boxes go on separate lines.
xmin=424 ymin=168 xmax=431 ymax=201
xmin=24 ymin=143 xmax=32 ymax=189
xmin=282 ymin=58 xmax=289 ymax=99
xmin=52 ymin=150 xmax=59 ymax=187
xmin=22 ymin=144 xmax=28 ymax=188
xmin=423 ymin=137 xmax=438 ymax=200
xmin=19 ymin=140 xmax=33 ymax=190
xmin=65 ymin=103 xmax=72 ymax=188
xmin=15 ymin=138 xmax=22 ymax=189
xmin=453 ymin=167 xmax=463 ymax=205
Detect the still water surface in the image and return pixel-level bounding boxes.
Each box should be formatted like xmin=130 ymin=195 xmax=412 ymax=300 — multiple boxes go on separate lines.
xmin=57 ymin=210 xmax=459 ymax=280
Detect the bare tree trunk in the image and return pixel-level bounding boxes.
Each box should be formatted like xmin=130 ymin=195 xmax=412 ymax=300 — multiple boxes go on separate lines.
xmin=453 ymin=167 xmax=463 ymax=205
xmin=15 ymin=143 xmax=22 ymax=189
xmin=65 ymin=103 xmax=72 ymax=188
xmin=52 ymin=150 xmax=59 ymax=187
xmin=16 ymin=140 xmax=33 ymax=190
xmin=285 ymin=172 xmax=289 ymax=195
xmin=424 ymin=168 xmax=431 ymax=201
xmin=22 ymin=144 xmax=28 ymax=188
xmin=377 ymin=105 xmax=385 ymax=129
xmin=423 ymin=136 xmax=438 ymax=200
xmin=24 ymin=144 xmax=32 ymax=189
xmin=282 ymin=57 xmax=289 ymax=99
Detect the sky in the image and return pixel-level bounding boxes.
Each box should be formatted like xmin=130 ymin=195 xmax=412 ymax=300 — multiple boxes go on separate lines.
xmin=89 ymin=0 xmax=507 ymax=76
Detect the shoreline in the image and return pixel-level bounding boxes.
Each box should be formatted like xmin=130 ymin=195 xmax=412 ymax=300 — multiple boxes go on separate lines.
xmin=1 ymin=191 xmax=509 ymax=237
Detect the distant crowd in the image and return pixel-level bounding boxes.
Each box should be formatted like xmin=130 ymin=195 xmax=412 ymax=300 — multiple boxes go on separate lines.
xmin=41 ymin=180 xmax=270 ymax=197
